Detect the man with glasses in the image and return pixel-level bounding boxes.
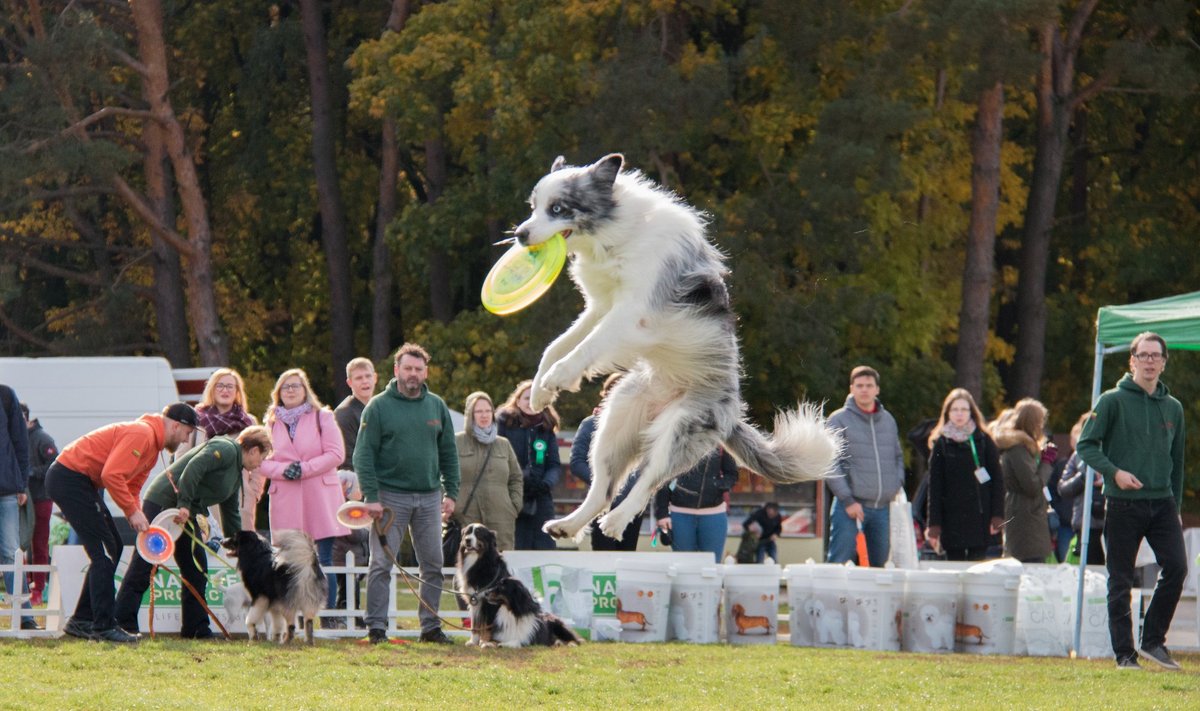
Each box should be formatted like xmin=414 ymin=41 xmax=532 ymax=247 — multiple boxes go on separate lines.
xmin=1076 ymin=331 xmax=1187 ymax=671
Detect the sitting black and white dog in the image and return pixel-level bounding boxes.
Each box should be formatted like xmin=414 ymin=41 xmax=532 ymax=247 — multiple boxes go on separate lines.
xmin=455 ymin=523 xmax=510 ymax=647
xmin=482 ymin=577 xmax=582 ymax=648
xmin=224 ymin=529 xmax=326 ymax=644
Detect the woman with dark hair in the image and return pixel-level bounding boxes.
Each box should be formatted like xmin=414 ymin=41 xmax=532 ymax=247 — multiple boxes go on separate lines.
xmin=497 ymin=380 xmax=562 ymax=550
xmin=924 ymin=388 xmax=1004 ymax=561
xmin=993 ymin=398 xmax=1056 ymax=563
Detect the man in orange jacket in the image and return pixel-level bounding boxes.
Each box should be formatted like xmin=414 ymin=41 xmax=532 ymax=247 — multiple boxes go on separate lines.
xmin=46 ymin=403 xmax=197 ymax=643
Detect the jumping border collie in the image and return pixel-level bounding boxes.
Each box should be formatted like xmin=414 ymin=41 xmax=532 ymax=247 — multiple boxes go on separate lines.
xmin=482 ymin=577 xmax=582 ymax=648
xmin=224 ymin=529 xmax=327 ymax=644
xmin=455 ymin=523 xmax=510 ymax=647
xmin=513 ymin=154 xmax=842 ymax=541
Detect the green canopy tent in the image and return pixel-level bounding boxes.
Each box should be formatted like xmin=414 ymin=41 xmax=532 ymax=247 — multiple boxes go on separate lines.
xmin=1073 ymin=290 xmax=1200 ymax=655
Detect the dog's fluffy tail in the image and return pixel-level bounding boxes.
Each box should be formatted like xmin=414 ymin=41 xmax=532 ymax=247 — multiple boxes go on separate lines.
xmin=272 ymin=529 xmax=328 ymax=613
xmin=545 ymin=615 xmax=583 ymax=646
xmin=722 ymin=403 xmax=842 ymax=484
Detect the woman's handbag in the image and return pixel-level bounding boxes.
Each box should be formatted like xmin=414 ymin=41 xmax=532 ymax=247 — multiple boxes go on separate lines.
xmin=442 ymin=443 xmax=493 ymax=561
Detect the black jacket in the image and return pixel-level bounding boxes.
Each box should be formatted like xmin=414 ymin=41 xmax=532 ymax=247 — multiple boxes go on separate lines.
xmin=743 ymin=507 xmax=783 ymax=541
xmin=0 ymin=385 xmax=29 ymax=497
xmin=926 ymin=430 xmax=1005 ymax=550
xmin=498 ymin=409 xmax=562 ymax=517
xmin=1057 ymin=452 xmax=1104 ymax=532
xmin=26 ymin=419 xmax=58 ymax=502
xmin=653 ymin=449 xmax=739 ymax=519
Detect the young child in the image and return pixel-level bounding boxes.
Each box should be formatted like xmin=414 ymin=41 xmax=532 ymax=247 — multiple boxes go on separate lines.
xmin=328 ymin=470 xmax=369 ymax=629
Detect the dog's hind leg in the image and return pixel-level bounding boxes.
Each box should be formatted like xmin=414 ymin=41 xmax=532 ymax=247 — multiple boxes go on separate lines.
xmin=597 ymin=399 xmax=719 ymax=539
xmin=543 ymin=377 xmax=648 ymax=540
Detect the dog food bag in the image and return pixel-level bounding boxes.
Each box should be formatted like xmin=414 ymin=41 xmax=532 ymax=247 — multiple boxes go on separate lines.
xmin=901 ymin=569 xmax=959 ymax=653
xmin=615 ymin=558 xmax=673 ymax=643
xmin=722 ymin=563 xmax=780 ymax=645
xmin=844 ymin=565 xmax=903 ymax=652
xmin=513 ymin=564 xmax=594 ymax=636
xmin=668 ymin=563 xmax=724 ymax=644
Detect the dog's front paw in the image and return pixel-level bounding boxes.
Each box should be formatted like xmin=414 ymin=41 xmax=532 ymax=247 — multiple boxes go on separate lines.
xmin=479 ymin=640 xmax=498 ymax=649
xmin=529 ymin=381 xmax=558 ymax=412
xmin=543 ymin=516 xmax=584 ymax=540
xmin=597 ymin=509 xmax=634 ymax=540
xmin=539 ymin=362 xmax=582 ymax=398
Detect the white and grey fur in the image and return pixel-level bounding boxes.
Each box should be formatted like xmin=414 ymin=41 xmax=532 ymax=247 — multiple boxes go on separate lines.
xmin=514 ymin=154 xmax=841 ymax=541
xmin=228 ymin=529 xmax=327 ymax=645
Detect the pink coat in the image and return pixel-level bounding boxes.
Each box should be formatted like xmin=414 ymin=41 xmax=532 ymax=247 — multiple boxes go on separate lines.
xmin=260 ymin=407 xmax=349 ymax=540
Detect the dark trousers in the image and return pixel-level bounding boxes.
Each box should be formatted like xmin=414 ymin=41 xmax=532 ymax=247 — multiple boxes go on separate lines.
xmin=1103 ymin=496 xmax=1187 ymax=660
xmin=944 ymin=545 xmax=989 ymax=562
xmin=113 ymin=500 xmax=211 ymax=637
xmin=45 ymin=463 xmax=123 ymax=632
xmin=591 ymin=513 xmax=644 ymax=552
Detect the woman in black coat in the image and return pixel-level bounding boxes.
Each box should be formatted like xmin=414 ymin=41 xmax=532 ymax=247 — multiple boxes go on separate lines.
xmin=924 ymin=388 xmax=1005 ymax=561
xmin=498 ymin=380 xmax=562 ymax=550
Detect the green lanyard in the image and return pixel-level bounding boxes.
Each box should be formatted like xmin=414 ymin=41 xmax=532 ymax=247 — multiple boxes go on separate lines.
xmin=967 ymin=434 xmax=981 ymax=468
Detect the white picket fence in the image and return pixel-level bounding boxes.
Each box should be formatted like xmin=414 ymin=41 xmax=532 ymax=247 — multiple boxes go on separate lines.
xmin=0 ymin=553 xmax=59 ymax=638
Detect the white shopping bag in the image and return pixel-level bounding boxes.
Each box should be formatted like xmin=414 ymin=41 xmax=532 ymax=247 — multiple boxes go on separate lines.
xmin=888 ymin=489 xmax=919 ymax=569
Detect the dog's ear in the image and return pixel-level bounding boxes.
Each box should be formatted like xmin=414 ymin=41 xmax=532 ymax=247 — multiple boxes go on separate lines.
xmin=590 ymin=153 xmax=623 ymax=186
xmin=550 ymin=155 xmax=567 ymax=172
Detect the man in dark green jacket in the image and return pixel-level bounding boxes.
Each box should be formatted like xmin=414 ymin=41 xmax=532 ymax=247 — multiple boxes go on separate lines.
xmin=355 ymin=342 xmax=460 ymax=645
xmin=114 ymin=426 xmax=272 ymax=639
xmin=1076 ymin=331 xmax=1187 ymax=672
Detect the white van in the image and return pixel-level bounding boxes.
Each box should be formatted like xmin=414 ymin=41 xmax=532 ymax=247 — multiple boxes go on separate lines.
xmin=0 ymin=356 xmax=183 ymax=538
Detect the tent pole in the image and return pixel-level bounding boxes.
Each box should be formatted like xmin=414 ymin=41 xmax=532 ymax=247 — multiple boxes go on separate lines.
xmin=1073 ymin=337 xmax=1108 ymax=657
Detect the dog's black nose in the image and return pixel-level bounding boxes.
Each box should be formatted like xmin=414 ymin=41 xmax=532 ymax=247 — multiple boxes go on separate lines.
xmin=514 ymin=226 xmax=529 ymax=245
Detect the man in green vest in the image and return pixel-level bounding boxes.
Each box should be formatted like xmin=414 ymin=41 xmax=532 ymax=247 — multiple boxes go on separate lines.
xmin=113 ymin=425 xmax=273 ymax=639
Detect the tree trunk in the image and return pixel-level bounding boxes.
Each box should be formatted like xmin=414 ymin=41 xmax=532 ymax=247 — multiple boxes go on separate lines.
xmin=1011 ymin=23 xmax=1073 ymax=399
xmin=142 ymin=87 xmax=191 ymax=367
xmin=370 ymin=0 xmax=413 ymax=361
xmin=372 ymin=118 xmax=399 ymax=362
xmin=129 ymin=0 xmax=228 ymax=365
xmin=424 ymin=137 xmax=454 ymax=324
xmin=954 ymin=82 xmax=1004 ymax=402
xmin=299 ymin=0 xmax=354 ymax=399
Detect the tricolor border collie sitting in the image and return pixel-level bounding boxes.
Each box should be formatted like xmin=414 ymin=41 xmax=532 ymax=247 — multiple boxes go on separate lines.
xmin=513 ymin=154 xmax=841 ymax=543
xmin=455 ymin=523 xmax=510 ymax=647
xmin=224 ymin=529 xmax=326 ymax=644
xmin=482 ymin=577 xmax=582 ymax=648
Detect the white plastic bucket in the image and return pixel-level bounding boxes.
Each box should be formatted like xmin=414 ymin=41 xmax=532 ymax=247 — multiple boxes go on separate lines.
xmin=615 ymin=558 xmax=673 ymax=642
xmin=722 ymin=564 xmax=780 ymax=645
xmin=902 ymin=569 xmax=959 ymax=653
xmin=667 ymin=563 xmax=724 ymax=644
xmin=843 ymin=566 xmax=903 ymax=651
xmin=785 ymin=563 xmax=815 ymax=646
xmin=958 ymin=570 xmax=1019 ymax=655
xmin=807 ymin=564 xmax=849 ymax=648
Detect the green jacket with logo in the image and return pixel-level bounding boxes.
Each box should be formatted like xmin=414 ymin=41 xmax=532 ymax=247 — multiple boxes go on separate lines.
xmin=1076 ymin=373 xmax=1185 ymax=508
xmin=353 ymin=380 xmax=460 ymax=503
xmin=144 ymin=435 xmax=243 ymax=538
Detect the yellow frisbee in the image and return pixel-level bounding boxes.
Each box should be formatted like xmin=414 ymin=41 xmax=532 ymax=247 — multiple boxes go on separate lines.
xmin=481 ymin=234 xmax=568 ymax=315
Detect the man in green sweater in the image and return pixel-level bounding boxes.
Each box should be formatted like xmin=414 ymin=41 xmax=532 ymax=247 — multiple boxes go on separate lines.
xmin=1076 ymin=331 xmax=1187 ymax=671
xmin=355 ymin=342 xmax=460 ymax=644
xmin=114 ymin=426 xmax=272 ymax=639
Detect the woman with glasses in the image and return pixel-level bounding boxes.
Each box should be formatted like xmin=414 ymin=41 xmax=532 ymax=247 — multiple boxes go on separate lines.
xmin=261 ymin=369 xmax=347 ymax=608
xmin=190 ymin=368 xmax=263 ymax=530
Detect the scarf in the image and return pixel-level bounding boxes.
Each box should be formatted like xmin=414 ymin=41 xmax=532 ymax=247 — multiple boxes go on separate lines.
xmin=941 ymin=420 xmax=977 ymax=443
xmin=196 ymin=403 xmax=255 ymax=439
xmin=275 ymin=403 xmax=312 ymax=440
xmin=473 ymin=422 xmax=498 ymax=444
xmin=517 ymin=411 xmax=546 ymax=429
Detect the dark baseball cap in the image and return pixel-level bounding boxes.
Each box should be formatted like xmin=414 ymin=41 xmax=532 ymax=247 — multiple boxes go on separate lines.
xmin=163 ymin=402 xmax=199 ymax=428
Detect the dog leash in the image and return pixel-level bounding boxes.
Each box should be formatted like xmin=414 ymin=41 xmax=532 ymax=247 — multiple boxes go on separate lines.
xmin=371 ymin=507 xmax=477 ymax=632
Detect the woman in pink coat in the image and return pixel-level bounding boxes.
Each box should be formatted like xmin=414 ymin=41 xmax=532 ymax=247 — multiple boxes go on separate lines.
xmin=261 ymin=368 xmax=347 ymax=608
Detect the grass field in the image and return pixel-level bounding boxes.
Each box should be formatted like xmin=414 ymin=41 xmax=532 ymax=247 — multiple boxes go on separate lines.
xmin=2 ymin=636 xmax=1197 ymax=710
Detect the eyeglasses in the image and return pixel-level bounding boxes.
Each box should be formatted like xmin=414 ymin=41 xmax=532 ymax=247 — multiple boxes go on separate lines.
xmin=1133 ymin=353 xmax=1166 ymax=363
xmin=214 ymin=383 xmax=237 ymax=392
xmin=280 ymin=383 xmax=305 ymax=391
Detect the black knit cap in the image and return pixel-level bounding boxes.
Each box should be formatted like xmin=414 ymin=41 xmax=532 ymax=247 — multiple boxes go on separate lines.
xmin=163 ymin=402 xmax=199 ymax=428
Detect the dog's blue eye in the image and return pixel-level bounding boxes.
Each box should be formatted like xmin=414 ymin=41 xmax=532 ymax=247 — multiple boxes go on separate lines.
xmin=549 ymin=204 xmax=563 ymax=216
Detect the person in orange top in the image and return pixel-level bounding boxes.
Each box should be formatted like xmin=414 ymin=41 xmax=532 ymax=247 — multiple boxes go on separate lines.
xmin=46 ymin=403 xmax=197 ymax=643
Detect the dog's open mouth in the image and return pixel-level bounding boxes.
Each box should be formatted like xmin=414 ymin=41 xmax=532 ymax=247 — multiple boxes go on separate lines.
xmin=559 ymin=229 xmax=572 ymax=239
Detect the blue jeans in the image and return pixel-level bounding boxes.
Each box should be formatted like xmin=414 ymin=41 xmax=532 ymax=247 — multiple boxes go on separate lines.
xmin=755 ymin=539 xmax=778 ymax=564
xmin=669 ymin=511 xmax=728 ymax=563
xmin=317 ymin=536 xmax=337 ymax=609
xmin=827 ymin=499 xmax=890 ymax=567
xmin=0 ymin=494 xmax=34 ymax=622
